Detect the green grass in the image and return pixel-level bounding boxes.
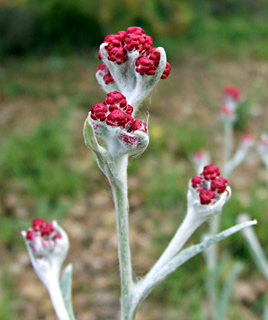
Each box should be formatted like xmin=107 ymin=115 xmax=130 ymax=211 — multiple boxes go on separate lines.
xmin=158 ymin=16 xmax=268 ymax=62
xmin=0 ymin=110 xmax=83 ymax=200
xmin=0 ymin=268 xmax=21 ymax=320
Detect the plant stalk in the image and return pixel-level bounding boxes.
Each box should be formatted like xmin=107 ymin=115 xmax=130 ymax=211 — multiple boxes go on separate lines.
xmin=47 ymin=280 xmax=70 ymax=320
xmin=109 ymin=156 xmax=134 ymax=320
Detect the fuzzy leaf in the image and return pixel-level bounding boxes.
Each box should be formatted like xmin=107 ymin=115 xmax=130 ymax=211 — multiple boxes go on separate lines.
xmin=162 ymin=220 xmax=256 ymax=279
xmin=135 ymin=219 xmax=257 ymax=307
xmin=59 ymin=264 xmax=76 ymax=320
xmin=83 ymin=116 xmax=110 ymax=175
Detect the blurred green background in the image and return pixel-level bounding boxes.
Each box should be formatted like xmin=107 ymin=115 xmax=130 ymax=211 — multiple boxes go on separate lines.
xmin=1 ymin=0 xmax=268 ymax=319
xmin=0 ymin=0 xmax=268 ymax=58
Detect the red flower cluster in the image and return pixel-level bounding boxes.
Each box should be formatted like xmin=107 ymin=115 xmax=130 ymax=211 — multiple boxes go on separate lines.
xmin=90 ymin=91 xmax=148 ymax=139
xmin=223 ymin=86 xmax=241 ymax=102
xmin=26 ymin=218 xmax=61 ymax=242
xmin=191 ymin=165 xmax=229 ymax=205
xmin=98 ymin=26 xmax=170 ymax=79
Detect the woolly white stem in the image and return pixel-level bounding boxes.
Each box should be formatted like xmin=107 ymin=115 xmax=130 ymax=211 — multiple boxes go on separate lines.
xmin=131 ymin=220 xmax=256 ymax=317
xmin=47 ymin=280 xmax=70 ymax=320
xmin=109 ymin=156 xmax=135 ymax=320
xmin=223 ymin=120 xmax=234 ymax=165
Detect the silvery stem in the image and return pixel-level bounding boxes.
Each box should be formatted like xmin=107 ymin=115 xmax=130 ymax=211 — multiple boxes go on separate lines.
xmin=223 ymin=120 xmax=234 ymax=165
xmin=109 ymin=156 xmax=135 ymax=320
xmin=47 ymin=279 xmax=70 ymax=320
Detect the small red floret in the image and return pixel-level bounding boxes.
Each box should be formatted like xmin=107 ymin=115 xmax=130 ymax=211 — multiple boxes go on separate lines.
xmin=126 ymin=105 xmax=133 ymax=115
xmin=199 ymin=189 xmax=216 ymax=205
xmin=106 ymin=109 xmax=128 ymax=127
xmin=53 ymin=234 xmax=62 ymax=240
xmin=32 ymin=218 xmax=45 ymax=231
xmin=135 ymin=56 xmax=156 ymax=76
xmin=148 ymin=48 xmax=160 ymax=67
xmin=202 ymin=165 xmax=220 ymax=180
xmin=125 ymin=27 xmax=145 ymax=35
xmin=107 ymin=46 xmax=127 ymax=64
xmin=26 ymin=230 xmax=34 ymax=241
xmin=104 ymin=34 xmax=123 ymax=49
xmin=103 ymin=73 xmax=115 ymax=85
xmin=161 ymin=62 xmax=171 ymax=80
xmin=91 ymin=103 xmax=108 ymax=121
xmin=104 ymin=92 xmax=127 ymax=110
xmin=40 ymin=222 xmax=54 ymax=237
xmin=211 ymin=177 xmax=229 ymax=194
xmin=131 ymin=120 xmax=148 ymax=134
xmin=191 ymin=176 xmax=203 ymax=188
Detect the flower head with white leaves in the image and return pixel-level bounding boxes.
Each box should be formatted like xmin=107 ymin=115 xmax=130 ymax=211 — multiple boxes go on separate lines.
xmin=97 ymin=26 xmax=170 ymax=113
xmin=221 ymin=86 xmax=242 ymax=122
xmin=22 ymin=219 xmax=73 ymax=320
xmin=22 ymin=219 xmax=69 ymax=287
xmin=188 ymin=165 xmax=231 ymax=221
xmin=86 ymin=91 xmax=149 ymax=159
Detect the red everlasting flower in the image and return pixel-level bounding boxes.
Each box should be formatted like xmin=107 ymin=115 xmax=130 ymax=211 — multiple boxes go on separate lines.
xmin=104 ymin=92 xmax=128 ymax=111
xmin=32 ymin=218 xmax=45 ymax=231
xmin=190 ymin=165 xmax=229 ymax=206
xmin=202 ymin=165 xmax=220 ymax=180
xmin=191 ymin=176 xmax=203 ymax=188
xmin=40 ymin=222 xmax=54 ymax=237
xmin=91 ymin=103 xmax=108 ymax=122
xmin=25 ymin=219 xmax=62 ymax=244
xmin=26 ymin=230 xmax=35 ymax=241
xmin=211 ymin=177 xmax=229 ymax=194
xmin=107 ymin=46 xmax=127 ymax=64
xmin=199 ymin=189 xmax=216 ymax=205
xmin=135 ymin=56 xmax=156 ymax=76
xmin=106 ymin=109 xmax=129 ymax=127
xmin=99 ymin=27 xmax=170 ymax=79
xmin=131 ymin=120 xmax=148 ymax=134
xmin=161 ymin=62 xmax=171 ymax=79
xmin=223 ymin=86 xmax=241 ymax=102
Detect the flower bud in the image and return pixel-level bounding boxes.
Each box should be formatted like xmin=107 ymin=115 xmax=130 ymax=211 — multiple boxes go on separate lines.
xmin=188 ymin=165 xmax=231 ymax=221
xmin=22 ymin=219 xmax=69 ymax=288
xmin=85 ymin=92 xmax=149 ymax=158
xmin=221 ymin=86 xmax=242 ymax=122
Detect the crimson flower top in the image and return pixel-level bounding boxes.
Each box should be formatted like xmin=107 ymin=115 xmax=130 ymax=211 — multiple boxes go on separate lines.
xmin=90 ymin=91 xmax=148 ymax=136
xmin=191 ymin=165 xmax=229 ymax=205
xmin=98 ymin=26 xmax=170 ymax=80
